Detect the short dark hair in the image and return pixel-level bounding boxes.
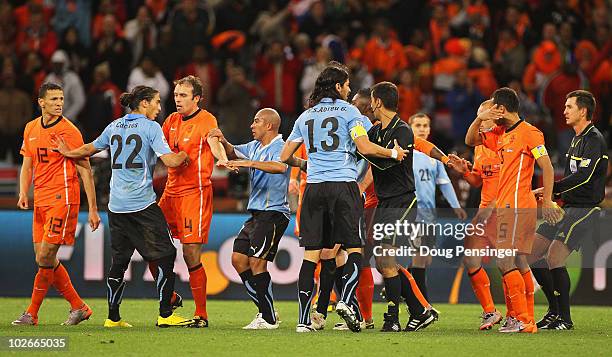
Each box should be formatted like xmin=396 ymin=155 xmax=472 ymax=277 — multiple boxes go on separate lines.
xmin=38 ymin=82 xmax=63 ymax=99
xmin=408 ymin=113 xmax=430 ymax=125
xmin=174 ymin=75 xmax=203 ymax=98
xmin=371 ymin=81 xmax=398 ymax=111
xmin=355 ymin=87 xmax=371 ymax=98
xmin=492 ymin=87 xmax=520 ymax=113
xmin=566 ymin=90 xmax=596 ymax=120
xmin=307 ymin=61 xmax=349 ymax=108
xmin=120 ymin=85 xmax=159 ymax=110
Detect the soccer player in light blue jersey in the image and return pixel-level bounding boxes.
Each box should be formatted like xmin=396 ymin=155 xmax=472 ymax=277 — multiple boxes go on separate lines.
xmin=54 ymin=85 xmax=194 ymax=328
xmin=209 ymin=108 xmax=304 ymax=330
xmin=408 ymin=113 xmax=467 ymax=300
xmin=280 ymin=62 xmax=408 ymax=332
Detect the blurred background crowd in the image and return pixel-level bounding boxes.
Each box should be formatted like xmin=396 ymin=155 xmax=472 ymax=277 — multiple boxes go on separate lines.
xmin=0 ymin=0 xmax=610 ymax=210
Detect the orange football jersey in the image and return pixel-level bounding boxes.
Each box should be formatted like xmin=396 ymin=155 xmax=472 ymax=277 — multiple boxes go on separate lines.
xmin=481 ymin=120 xmax=546 ymax=209
xmin=162 ymin=109 xmax=218 ymax=197
xmin=20 ymin=116 xmax=83 ymax=206
xmin=472 ymin=145 xmax=501 ymax=208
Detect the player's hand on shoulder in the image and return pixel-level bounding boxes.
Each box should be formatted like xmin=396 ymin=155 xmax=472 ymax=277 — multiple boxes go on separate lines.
xmin=228 ymin=160 xmax=252 ymax=168
xmin=89 ymin=209 xmax=101 ymax=231
xmin=208 ymin=128 xmax=227 ymax=143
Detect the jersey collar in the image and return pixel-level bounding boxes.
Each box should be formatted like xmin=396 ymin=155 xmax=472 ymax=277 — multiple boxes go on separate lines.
xmin=260 ymin=134 xmax=283 ymax=150
xmin=577 ymin=123 xmax=594 ymax=137
xmin=182 ymin=108 xmax=201 ymax=121
xmin=40 ymin=116 xmax=63 ymax=129
xmin=125 ymin=113 xmax=147 ymax=121
xmin=505 ymin=119 xmax=523 ymax=133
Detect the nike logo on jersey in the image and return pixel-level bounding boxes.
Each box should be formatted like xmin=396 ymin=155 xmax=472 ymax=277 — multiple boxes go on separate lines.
xmin=29 ymin=137 xmax=37 ymax=141
xmin=184 ymin=233 xmax=193 ymax=238
xmin=170 ymin=127 xmax=177 ymax=131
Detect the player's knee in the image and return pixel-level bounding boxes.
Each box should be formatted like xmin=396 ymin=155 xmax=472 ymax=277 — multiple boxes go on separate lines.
xmin=496 ymin=256 xmax=514 ymax=273
xmin=231 ymin=253 xmax=249 ymax=272
xmin=545 ymin=253 xmax=564 ymax=269
xmin=249 ymin=257 xmax=267 ymax=274
xmin=182 ymin=246 xmax=200 ymax=268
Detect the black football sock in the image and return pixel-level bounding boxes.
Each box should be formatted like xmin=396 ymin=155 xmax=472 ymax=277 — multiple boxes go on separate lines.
xmin=156 ymin=253 xmax=177 ymax=318
xmin=253 ymin=272 xmax=276 ymax=324
xmin=340 ymin=253 xmax=362 ymax=304
xmin=239 ymin=269 xmax=259 ymax=311
xmin=316 ymin=258 xmax=336 ymax=317
xmin=107 ymin=262 xmax=127 ymax=322
xmin=530 ymin=259 xmax=558 ymax=314
xmin=398 ymin=269 xmax=426 ymax=316
xmin=383 ymin=275 xmax=401 ymax=316
xmin=297 ymin=260 xmax=317 ymax=325
xmin=410 ymin=267 xmax=428 ymax=300
xmin=551 ymin=267 xmax=572 ymax=323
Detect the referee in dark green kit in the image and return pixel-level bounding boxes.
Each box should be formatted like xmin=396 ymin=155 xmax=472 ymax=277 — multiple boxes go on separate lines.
xmin=528 ymin=90 xmax=608 ymax=330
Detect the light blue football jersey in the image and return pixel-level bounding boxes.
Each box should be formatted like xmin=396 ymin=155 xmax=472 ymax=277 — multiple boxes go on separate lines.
xmin=93 ymin=113 xmax=172 ymax=213
xmin=288 ymin=98 xmax=369 ymax=183
xmin=413 ymin=150 xmax=460 ymax=222
xmin=234 ymin=135 xmax=290 ymax=215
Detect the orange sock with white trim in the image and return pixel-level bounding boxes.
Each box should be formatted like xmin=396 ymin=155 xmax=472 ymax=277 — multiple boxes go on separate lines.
xmin=27 ymin=266 xmax=55 ymax=318
xmin=53 ymin=263 xmax=84 ymax=309
xmin=189 ymin=263 xmax=208 ymax=319
xmin=468 ymin=266 xmax=495 ymax=313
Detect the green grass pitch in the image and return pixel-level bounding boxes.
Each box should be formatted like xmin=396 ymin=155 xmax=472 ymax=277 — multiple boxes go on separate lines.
xmin=1 ymin=298 xmax=610 ymax=356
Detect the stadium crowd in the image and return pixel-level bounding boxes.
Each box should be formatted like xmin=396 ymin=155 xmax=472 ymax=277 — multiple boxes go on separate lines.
xmin=0 ymin=0 xmax=610 ymax=205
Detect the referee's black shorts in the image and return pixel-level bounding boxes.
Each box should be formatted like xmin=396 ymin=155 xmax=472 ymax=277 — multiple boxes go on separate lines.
xmin=299 ymin=181 xmax=365 ymax=250
xmin=373 ymin=193 xmax=418 ymax=248
xmin=536 ymin=206 xmax=600 ymax=251
xmin=108 ymin=203 xmax=176 ymax=263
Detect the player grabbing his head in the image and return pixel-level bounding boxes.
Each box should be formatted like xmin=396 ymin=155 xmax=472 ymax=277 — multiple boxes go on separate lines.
xmin=465 ymin=87 xmax=562 ymax=333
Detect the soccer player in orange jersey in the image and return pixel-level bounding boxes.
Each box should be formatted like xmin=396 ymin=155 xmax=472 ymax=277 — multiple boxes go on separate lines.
xmin=157 ymin=75 xmax=231 ymax=328
xmin=465 ymin=87 xmax=563 ymax=333
xmin=453 ymin=100 xmax=504 ymax=330
xmin=12 ymin=83 xmax=101 ymax=326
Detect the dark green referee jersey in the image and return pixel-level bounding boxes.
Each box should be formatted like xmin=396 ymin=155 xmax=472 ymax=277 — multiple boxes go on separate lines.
xmin=554 ymin=123 xmax=608 ymax=206
xmin=537 ymin=123 xmax=608 ymax=249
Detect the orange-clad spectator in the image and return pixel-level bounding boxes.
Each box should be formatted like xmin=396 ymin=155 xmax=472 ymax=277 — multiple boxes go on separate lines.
xmin=522 ymin=41 xmax=562 ymax=96
xmin=429 ymin=4 xmax=451 ymax=57
xmin=15 ymin=7 xmax=57 ymax=63
xmin=348 ymin=33 xmax=368 ymax=63
xmin=404 ymin=29 xmax=433 ymax=70
xmin=543 ymin=64 xmax=582 ymax=155
xmin=397 ymin=69 xmax=421 ymax=122
xmin=574 ymin=39 xmax=611 ymax=123
xmin=432 ymin=38 xmax=468 ymax=90
xmin=92 ymin=0 xmax=125 ymax=41
xmin=363 ymin=19 xmax=408 ymax=82
xmin=494 ymin=28 xmax=527 ymax=82
xmin=13 ymin=0 xmax=52 ymax=31
xmin=502 ymin=6 xmax=531 ymax=42
xmin=174 ymin=45 xmax=220 ymax=109
xmin=468 ymin=47 xmax=498 ymax=98
xmin=146 ymin=0 xmax=169 ymax=24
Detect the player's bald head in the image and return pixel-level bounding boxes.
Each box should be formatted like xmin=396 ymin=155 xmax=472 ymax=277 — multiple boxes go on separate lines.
xmin=256 ymin=108 xmax=281 ymax=132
